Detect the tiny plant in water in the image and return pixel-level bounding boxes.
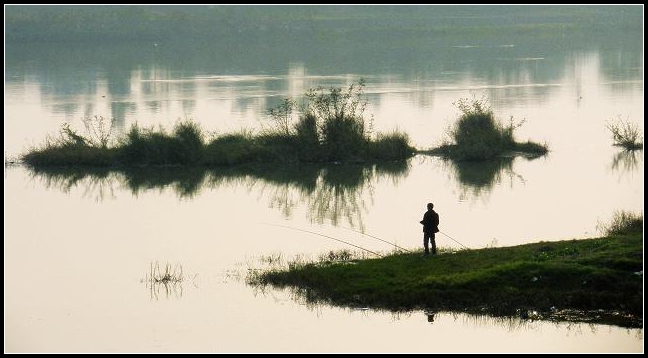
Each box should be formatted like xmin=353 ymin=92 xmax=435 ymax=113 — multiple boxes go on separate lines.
xmin=605 ymin=116 xmax=643 ymax=150
xmin=147 ymin=261 xmax=183 ymax=284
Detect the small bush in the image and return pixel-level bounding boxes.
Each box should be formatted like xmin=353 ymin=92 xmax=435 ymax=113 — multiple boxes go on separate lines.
xmin=368 ymin=131 xmax=414 ymax=160
xmin=204 ymin=132 xmax=258 ymax=166
xmin=82 ymin=116 xmax=115 ymax=148
xmin=598 ymin=210 xmax=643 ymax=236
xmin=119 ymin=125 xmax=175 ymax=165
xmin=294 ymin=113 xmax=321 ymax=162
xmin=171 ymin=120 xmax=204 ymax=165
xmin=606 ymin=117 xmax=643 ymax=150
xmin=268 ymin=98 xmax=297 ymax=136
xmin=440 ymin=97 xmax=548 ymax=161
xmin=305 ymin=79 xmax=371 ymax=161
xmin=320 ymin=115 xmax=368 ymax=161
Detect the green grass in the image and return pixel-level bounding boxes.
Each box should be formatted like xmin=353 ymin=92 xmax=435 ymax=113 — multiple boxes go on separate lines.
xmin=249 ymin=226 xmax=643 ymax=327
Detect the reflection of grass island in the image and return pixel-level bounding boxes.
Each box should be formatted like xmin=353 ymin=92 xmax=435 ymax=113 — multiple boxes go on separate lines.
xmin=248 ymin=211 xmax=642 ymax=328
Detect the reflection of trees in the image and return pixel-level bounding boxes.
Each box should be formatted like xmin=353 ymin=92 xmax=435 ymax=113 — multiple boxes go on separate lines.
xmin=28 ymin=167 xmax=119 ymax=202
xmin=441 ymin=155 xmax=542 ymax=201
xmin=610 ymin=149 xmax=643 ymax=174
xmin=147 ymin=280 xmax=183 ymax=300
xmin=310 ymin=165 xmax=372 ymax=230
xmin=27 ymin=161 xmax=410 ymax=229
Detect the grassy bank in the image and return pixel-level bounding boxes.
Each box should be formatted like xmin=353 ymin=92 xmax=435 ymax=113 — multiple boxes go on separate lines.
xmin=421 ymin=97 xmax=548 ymax=161
xmin=249 ymin=217 xmax=643 ymax=327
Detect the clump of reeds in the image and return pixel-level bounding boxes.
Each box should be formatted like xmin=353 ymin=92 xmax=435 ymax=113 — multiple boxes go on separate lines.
xmin=605 ymin=117 xmax=643 ymax=150
xmin=265 ymin=78 xmax=414 ymax=162
xmin=597 ymin=210 xmax=643 ymax=236
xmin=428 ymin=96 xmax=548 ymax=161
xmin=147 ymin=261 xmax=183 ymax=284
xmin=120 ymin=120 xmax=204 ymax=165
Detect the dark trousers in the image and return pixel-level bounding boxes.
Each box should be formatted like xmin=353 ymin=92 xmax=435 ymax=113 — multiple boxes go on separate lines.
xmin=424 ymin=232 xmax=437 ymax=255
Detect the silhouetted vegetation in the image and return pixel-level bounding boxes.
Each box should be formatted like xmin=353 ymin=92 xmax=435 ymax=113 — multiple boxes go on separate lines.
xmin=606 ymin=117 xmax=643 ymax=150
xmin=610 ymin=149 xmax=643 ymax=174
xmin=146 ymin=261 xmax=185 ymax=300
xmin=22 ymin=81 xmax=414 ymax=167
xmin=423 ymin=97 xmax=548 ymax=161
xmin=249 ymin=226 xmax=643 ymax=328
xmin=597 ymin=210 xmax=643 ymax=236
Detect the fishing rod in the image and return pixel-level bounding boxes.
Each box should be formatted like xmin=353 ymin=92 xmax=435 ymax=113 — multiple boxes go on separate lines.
xmin=262 ymin=222 xmax=383 ymax=258
xmin=337 ymin=225 xmax=413 ymax=253
xmin=439 ymin=230 xmax=470 ymax=249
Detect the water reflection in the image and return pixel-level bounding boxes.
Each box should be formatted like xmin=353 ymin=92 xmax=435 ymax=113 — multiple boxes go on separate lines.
xmin=27 ymin=161 xmax=410 ymax=230
xmin=147 ymin=280 xmax=183 ymax=301
xmin=439 ymin=154 xmax=543 ymax=201
xmin=276 ymin=283 xmax=643 ymax=328
xmin=144 ymin=261 xmax=185 ymax=300
xmin=610 ymin=149 xmax=643 ymax=175
xmin=5 ymin=17 xmax=643 ymax=151
xmin=252 ymin=277 xmax=643 ymax=329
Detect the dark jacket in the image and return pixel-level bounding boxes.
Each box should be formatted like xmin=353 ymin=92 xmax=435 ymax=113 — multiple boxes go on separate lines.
xmin=420 ymin=210 xmax=439 ymax=233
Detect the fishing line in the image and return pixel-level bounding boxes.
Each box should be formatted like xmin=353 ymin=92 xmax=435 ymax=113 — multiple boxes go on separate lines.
xmin=337 ymin=225 xmax=412 ymax=253
xmin=439 ymin=230 xmax=470 ymax=249
xmin=262 ymin=222 xmax=383 ymax=258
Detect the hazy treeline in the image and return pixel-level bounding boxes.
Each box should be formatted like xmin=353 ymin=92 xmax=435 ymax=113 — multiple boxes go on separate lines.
xmin=6 ymin=5 xmax=642 ymax=43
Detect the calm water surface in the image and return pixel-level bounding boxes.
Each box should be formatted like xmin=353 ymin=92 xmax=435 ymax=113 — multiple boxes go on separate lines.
xmin=4 ymin=7 xmax=643 ymax=353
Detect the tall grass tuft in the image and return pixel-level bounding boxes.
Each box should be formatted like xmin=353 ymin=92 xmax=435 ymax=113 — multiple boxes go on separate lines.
xmin=597 ymin=210 xmax=643 ymax=236
xmin=147 ymin=261 xmax=183 ymax=284
xmin=203 ymin=131 xmax=258 ymax=166
xmin=605 ymin=117 xmax=643 ymax=150
xmin=294 ymin=113 xmax=321 ymax=162
xmin=367 ymin=131 xmax=414 ymax=160
xmin=304 ymin=79 xmax=371 ymax=161
xmin=119 ymin=120 xmax=204 ymax=165
xmin=22 ymin=122 xmax=119 ymax=166
xmin=430 ymin=97 xmax=548 ymax=161
xmin=171 ymin=120 xmax=204 ymax=164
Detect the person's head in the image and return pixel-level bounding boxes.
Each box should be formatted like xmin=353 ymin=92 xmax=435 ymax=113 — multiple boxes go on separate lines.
xmin=427 ymin=203 xmax=434 ymax=210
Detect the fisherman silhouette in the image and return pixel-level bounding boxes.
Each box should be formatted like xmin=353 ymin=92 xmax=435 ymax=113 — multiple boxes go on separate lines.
xmin=420 ymin=202 xmax=439 ymax=256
